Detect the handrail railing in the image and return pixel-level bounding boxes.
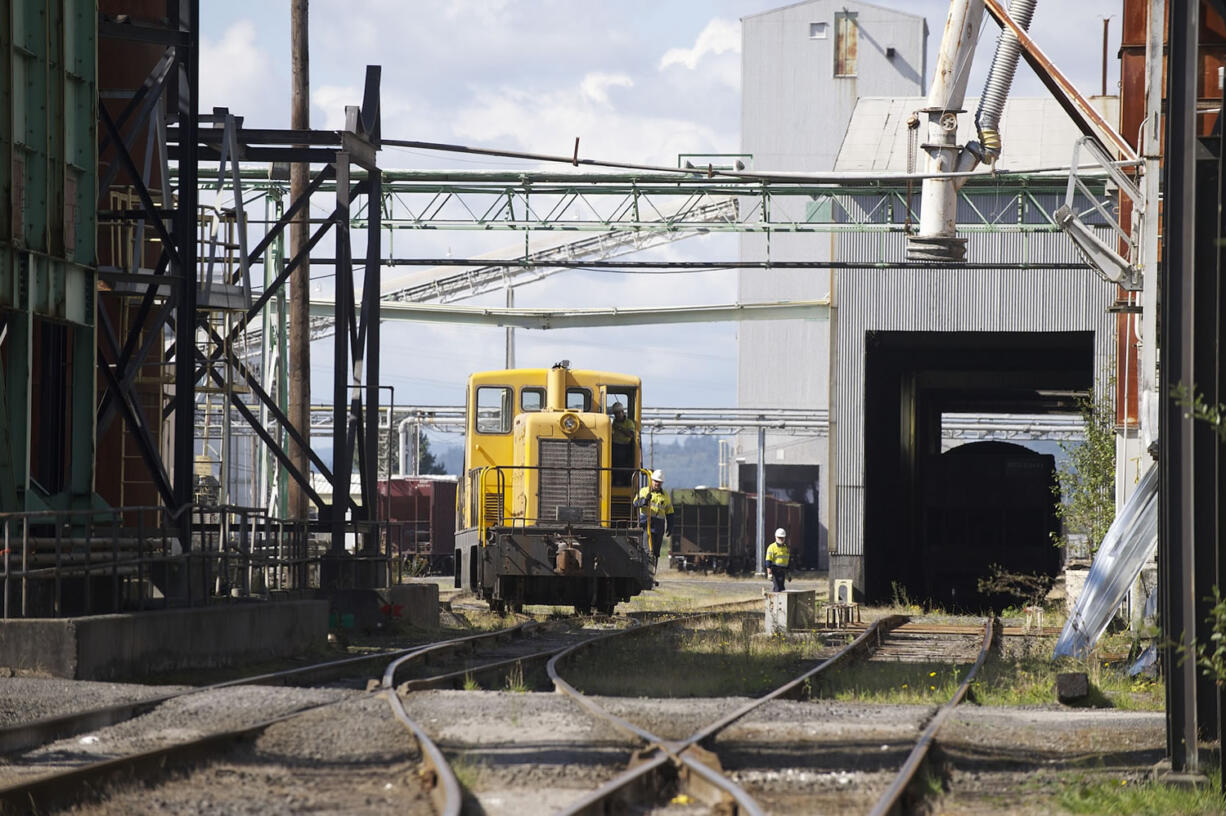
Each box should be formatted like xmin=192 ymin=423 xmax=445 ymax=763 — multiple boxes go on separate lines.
xmin=0 ymin=503 xmax=391 ymax=619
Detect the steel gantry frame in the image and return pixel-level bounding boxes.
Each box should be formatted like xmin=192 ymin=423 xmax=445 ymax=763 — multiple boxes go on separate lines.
xmin=95 ymin=1 xmax=388 ymax=565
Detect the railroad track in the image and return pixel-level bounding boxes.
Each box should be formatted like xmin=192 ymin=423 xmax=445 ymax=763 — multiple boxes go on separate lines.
xmin=0 ymin=618 xmax=608 ymax=814
xmin=544 ymin=616 xmax=998 ymax=815
xmin=0 ymin=597 xmax=762 ymax=815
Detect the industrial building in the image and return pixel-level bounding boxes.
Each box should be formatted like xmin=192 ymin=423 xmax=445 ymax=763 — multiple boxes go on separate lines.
xmin=2 ymin=0 xmax=1226 ymax=783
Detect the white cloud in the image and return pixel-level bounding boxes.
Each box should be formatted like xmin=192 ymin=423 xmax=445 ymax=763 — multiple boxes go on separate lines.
xmin=313 ymin=85 xmax=358 ymax=131
xmin=199 ymin=20 xmax=283 ymax=126
xmin=450 ymin=79 xmax=730 ymax=166
xmin=581 ymin=72 xmax=634 ymax=106
xmin=659 ymin=18 xmax=740 ymax=72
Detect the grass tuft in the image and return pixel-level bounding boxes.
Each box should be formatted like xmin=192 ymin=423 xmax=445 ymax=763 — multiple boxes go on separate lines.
xmin=1056 ymin=771 xmax=1226 ymax=815
xmin=562 ymin=615 xmax=827 ymax=697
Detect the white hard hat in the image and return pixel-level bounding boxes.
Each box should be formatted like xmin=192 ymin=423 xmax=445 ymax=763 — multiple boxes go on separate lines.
xmin=651 ymin=469 xmax=664 ymax=482
xmin=611 ymin=402 xmax=625 ymax=413
xmin=775 ymin=528 xmax=787 ymax=539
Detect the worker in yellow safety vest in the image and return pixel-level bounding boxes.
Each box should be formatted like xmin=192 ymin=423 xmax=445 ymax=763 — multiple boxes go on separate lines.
xmin=609 ymin=402 xmax=636 ymax=486
xmin=765 ymin=528 xmax=790 ymax=592
xmin=634 ymin=469 xmax=673 ymax=561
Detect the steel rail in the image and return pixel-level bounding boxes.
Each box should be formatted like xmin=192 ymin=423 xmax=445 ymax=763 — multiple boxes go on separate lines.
xmin=868 ymin=616 xmax=998 ymax=816
xmin=0 ymin=621 xmax=542 ymax=815
xmin=551 ymin=613 xmax=910 ymax=815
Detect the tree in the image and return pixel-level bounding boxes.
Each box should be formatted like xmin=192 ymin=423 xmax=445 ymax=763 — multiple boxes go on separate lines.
xmin=1052 ymin=388 xmax=1117 ymax=557
xmin=378 ymin=425 xmax=447 ymax=477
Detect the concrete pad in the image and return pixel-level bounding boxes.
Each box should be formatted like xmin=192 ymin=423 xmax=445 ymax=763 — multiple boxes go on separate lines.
xmin=0 ymin=600 xmax=328 ymax=680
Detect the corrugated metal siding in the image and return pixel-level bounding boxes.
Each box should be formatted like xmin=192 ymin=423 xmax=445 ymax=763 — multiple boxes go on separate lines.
xmin=832 ymin=224 xmax=1118 ymax=556
xmin=835 ymin=485 xmax=864 ymax=556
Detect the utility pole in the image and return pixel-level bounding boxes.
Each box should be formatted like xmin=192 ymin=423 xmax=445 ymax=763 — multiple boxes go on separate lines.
xmin=288 ymin=0 xmax=311 ymax=520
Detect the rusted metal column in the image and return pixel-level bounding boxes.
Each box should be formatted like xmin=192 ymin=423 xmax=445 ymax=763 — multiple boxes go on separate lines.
xmin=288 ymin=0 xmax=311 ymax=521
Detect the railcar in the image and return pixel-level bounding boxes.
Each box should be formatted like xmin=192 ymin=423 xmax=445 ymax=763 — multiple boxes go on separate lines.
xmin=919 ymin=441 xmax=1061 ymax=610
xmin=379 ymin=476 xmax=458 ymax=575
xmin=668 ymin=488 xmax=805 ymax=574
xmin=454 ymin=362 xmax=654 ymax=614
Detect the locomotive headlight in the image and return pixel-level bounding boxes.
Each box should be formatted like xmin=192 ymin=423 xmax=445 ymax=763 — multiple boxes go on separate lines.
xmin=559 ymin=412 xmax=580 ymax=434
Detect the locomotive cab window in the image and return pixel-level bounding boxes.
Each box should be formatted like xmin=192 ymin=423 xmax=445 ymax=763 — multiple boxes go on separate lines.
xmin=605 ymin=388 xmax=637 ymax=417
xmin=521 ymin=387 xmax=545 ymax=412
xmin=566 ymin=388 xmax=591 ymax=412
xmin=475 ymin=386 xmax=513 ymax=433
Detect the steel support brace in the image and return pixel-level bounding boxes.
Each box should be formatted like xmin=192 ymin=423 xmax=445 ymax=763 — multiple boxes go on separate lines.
xmin=1192 ymin=114 xmax=1223 ymax=746
xmin=331 ymin=155 xmax=353 ymax=555
xmin=170 ymin=0 xmax=200 ymax=544
xmin=1159 ymin=0 xmax=1200 ymax=773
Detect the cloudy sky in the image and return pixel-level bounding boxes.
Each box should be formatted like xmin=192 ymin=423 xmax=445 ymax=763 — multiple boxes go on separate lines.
xmin=198 ymin=0 xmax=1125 ymax=418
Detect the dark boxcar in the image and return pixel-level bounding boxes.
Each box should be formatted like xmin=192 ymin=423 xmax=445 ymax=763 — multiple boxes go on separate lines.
xmin=919 ymin=441 xmax=1060 ymax=611
xmin=668 ymin=488 xmax=749 ymax=573
xmin=379 ymin=476 xmax=458 ymax=574
xmin=669 ymin=488 xmax=805 ymax=574
xmin=749 ymin=493 xmax=806 ymax=570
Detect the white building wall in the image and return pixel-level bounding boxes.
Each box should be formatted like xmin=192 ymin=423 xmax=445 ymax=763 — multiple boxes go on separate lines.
xmin=737 ymin=2 xmax=928 ymax=563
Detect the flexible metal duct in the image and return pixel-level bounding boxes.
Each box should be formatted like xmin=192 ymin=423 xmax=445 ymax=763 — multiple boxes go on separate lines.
xmin=975 ymin=0 xmax=1037 ymax=162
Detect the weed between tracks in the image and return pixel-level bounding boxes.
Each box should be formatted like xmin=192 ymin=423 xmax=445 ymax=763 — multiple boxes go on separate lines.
xmin=1051 ymin=769 xmax=1226 ymax=815
xmin=562 ymin=615 xmax=825 ymax=697
xmin=811 ymin=633 xmax=1164 ymax=709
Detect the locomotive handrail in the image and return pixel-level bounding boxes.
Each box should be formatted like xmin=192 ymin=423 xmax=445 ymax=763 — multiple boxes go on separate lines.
xmin=472 ymin=464 xmax=650 ymax=536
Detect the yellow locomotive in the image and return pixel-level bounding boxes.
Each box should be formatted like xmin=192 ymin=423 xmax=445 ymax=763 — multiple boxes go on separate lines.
xmin=455 ymin=361 xmax=654 ymax=614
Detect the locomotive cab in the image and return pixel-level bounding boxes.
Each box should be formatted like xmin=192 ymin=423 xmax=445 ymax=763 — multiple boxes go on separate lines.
xmin=455 ymin=362 xmax=654 ymax=614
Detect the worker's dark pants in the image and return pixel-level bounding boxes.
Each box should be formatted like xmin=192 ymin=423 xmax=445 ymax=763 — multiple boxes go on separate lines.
xmin=611 ymin=442 xmax=633 ymax=486
xmin=645 ymin=518 xmax=666 ymax=559
xmin=770 ymin=565 xmax=787 ymax=593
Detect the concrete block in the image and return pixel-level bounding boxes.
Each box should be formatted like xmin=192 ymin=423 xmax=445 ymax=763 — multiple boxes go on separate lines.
xmin=0 ymin=600 xmax=328 ymax=681
xmin=1056 ymin=671 xmax=1090 ymax=703
xmin=376 ymin=583 xmax=439 ymax=629
xmin=765 ymin=589 xmax=816 ymax=635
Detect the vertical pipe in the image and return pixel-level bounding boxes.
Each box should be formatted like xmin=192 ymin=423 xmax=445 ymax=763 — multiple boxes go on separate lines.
xmin=505 ymin=285 xmax=515 ymax=369
xmin=756 ymin=425 xmax=766 ymax=576
xmin=1160 ymin=0 xmax=1199 ymax=773
xmin=288 ymin=0 xmax=311 ymax=522
xmin=1101 ymin=17 xmax=1109 ymax=97
xmin=908 ymin=0 xmax=985 ymax=260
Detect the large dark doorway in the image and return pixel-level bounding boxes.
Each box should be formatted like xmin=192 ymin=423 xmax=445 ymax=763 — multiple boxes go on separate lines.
xmin=738 ymin=464 xmax=824 ymax=569
xmin=863 ymin=331 xmax=1093 ymax=610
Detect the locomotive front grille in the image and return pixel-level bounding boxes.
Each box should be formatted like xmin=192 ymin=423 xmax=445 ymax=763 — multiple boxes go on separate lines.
xmin=538 ymin=438 xmax=599 ymax=523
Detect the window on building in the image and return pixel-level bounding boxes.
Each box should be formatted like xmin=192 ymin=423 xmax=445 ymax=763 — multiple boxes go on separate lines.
xmin=834 ymin=12 xmax=858 ymax=76
xmin=809 ymin=21 xmax=828 ymax=39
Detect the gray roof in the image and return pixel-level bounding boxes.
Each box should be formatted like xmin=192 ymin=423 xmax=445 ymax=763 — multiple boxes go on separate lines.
xmin=835 ymin=96 xmax=1120 ymax=172
xmin=741 ymin=0 xmax=926 ymax=24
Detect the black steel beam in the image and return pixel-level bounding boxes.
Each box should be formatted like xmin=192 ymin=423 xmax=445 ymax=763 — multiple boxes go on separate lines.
xmin=360 ymin=168 xmax=382 ymax=524
xmin=1192 ymin=125 xmax=1222 ymax=744
xmin=330 ymin=155 xmax=353 ymax=553
xmin=1160 ymin=0 xmax=1200 ymax=773
xmin=241 ymin=165 xmax=335 ymax=277
xmin=99 ymin=16 xmax=193 ymax=47
xmin=170 ymin=0 xmax=200 ymax=541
